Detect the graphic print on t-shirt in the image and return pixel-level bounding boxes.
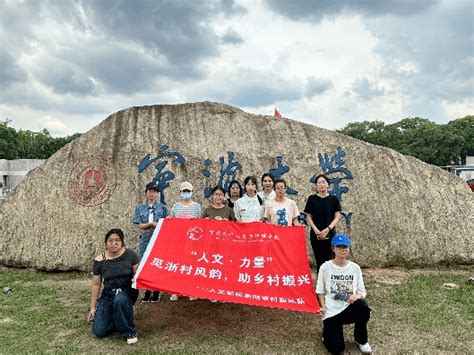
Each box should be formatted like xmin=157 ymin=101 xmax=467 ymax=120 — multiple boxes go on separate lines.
xmin=330 ymin=274 xmax=354 ymax=302
xmin=276 ymin=208 xmax=288 ymax=226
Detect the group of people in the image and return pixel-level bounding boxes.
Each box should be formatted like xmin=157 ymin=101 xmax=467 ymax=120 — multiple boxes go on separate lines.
xmin=87 ymin=173 xmax=372 ymax=353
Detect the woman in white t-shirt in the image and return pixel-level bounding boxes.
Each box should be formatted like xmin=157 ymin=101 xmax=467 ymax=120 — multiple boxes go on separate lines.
xmin=257 ymin=173 xmax=276 ymax=205
xmin=315 ymin=234 xmax=372 ymax=354
xmin=233 ymin=176 xmax=264 ymax=222
xmin=263 ymin=179 xmax=300 ymax=226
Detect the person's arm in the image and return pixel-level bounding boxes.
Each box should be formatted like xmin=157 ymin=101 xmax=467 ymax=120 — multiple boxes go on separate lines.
xmin=133 ymin=206 xmax=156 ymax=230
xmin=229 ymin=208 xmax=236 ymax=221
xmin=263 ymin=204 xmax=271 ymax=223
xmin=319 ymin=211 xmax=341 ymax=239
xmin=87 ymin=274 xmax=102 ymax=322
xmin=132 ymin=263 xmax=139 ymax=274
xmin=202 ymin=207 xmax=212 ymax=219
xmin=305 ymin=213 xmax=321 ymax=236
xmin=315 ymin=264 xmax=326 ymax=315
xmin=348 ymin=293 xmax=364 ymax=303
xmin=317 ymin=293 xmax=326 ymax=314
xmin=233 ymin=200 xmax=241 ymax=221
xmin=292 ymin=217 xmax=300 ymax=226
xmin=291 ymin=202 xmax=300 ymax=226
xmin=259 ymin=203 xmax=266 ymax=222
xmin=138 ymin=222 xmax=156 ymax=230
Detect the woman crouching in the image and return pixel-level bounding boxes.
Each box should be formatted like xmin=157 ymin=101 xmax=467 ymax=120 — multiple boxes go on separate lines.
xmin=87 ymin=228 xmax=140 ymax=345
xmin=316 ymin=234 xmax=372 ymax=354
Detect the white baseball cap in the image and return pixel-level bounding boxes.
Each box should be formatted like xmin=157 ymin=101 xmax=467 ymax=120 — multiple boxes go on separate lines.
xmin=180 ymin=181 xmax=193 ymax=191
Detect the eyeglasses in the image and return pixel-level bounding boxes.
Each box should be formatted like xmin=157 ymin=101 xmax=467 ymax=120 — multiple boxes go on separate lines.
xmin=334 ymin=245 xmax=349 ymax=248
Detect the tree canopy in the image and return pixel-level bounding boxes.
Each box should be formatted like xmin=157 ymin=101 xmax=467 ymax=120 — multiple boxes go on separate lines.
xmin=0 ymin=121 xmax=81 ymax=160
xmin=337 ymin=116 xmax=473 ymax=166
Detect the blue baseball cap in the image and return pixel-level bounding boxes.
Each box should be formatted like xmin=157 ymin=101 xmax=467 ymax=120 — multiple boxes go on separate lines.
xmin=332 ymin=234 xmax=351 ymax=247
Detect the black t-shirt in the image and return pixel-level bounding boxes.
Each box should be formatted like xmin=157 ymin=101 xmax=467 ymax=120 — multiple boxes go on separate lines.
xmin=304 ymin=194 xmax=341 ymax=238
xmin=92 ymin=249 xmax=140 ymax=292
xmin=227 ymin=199 xmax=235 ymax=209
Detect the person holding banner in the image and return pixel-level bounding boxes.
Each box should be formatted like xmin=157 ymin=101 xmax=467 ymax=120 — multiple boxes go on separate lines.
xmin=132 ymin=182 xmax=168 ymax=303
xmin=203 ymin=186 xmax=236 ymax=221
xmin=257 ymin=173 xmax=276 ymax=204
xmin=264 ymin=179 xmax=300 ymax=226
xmin=87 ymin=229 xmax=140 ymax=345
xmin=234 ymin=175 xmax=265 ymax=222
xmin=226 ymin=180 xmax=243 ymax=209
xmin=170 ymin=181 xmax=202 ymax=219
xmin=169 ymin=181 xmax=202 ymax=301
xmin=304 ymin=174 xmax=341 ymax=272
xmin=316 ymin=234 xmax=372 ymax=354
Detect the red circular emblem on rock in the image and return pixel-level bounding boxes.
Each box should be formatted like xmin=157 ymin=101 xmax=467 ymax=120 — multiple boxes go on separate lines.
xmin=68 ymin=157 xmax=116 ymax=207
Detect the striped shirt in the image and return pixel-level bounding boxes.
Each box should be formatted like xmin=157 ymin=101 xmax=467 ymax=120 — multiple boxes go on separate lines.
xmin=171 ymin=201 xmax=202 ymax=218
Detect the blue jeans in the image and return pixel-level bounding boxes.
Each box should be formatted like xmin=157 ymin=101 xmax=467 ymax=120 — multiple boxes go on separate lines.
xmin=138 ymin=232 xmax=152 ymax=258
xmin=138 ymin=233 xmax=161 ymax=299
xmin=92 ymin=288 xmax=138 ymax=339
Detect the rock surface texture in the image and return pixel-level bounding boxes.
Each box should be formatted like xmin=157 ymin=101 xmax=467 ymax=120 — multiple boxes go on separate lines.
xmin=1 ymin=102 xmax=472 ymax=270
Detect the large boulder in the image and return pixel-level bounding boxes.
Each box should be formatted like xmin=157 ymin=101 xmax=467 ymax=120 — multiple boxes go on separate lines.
xmin=1 ymin=102 xmax=472 ymax=270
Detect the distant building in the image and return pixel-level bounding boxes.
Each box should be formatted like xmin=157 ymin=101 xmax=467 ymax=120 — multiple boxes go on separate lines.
xmin=0 ymin=159 xmax=45 ymax=201
xmin=441 ymin=156 xmax=474 ymax=183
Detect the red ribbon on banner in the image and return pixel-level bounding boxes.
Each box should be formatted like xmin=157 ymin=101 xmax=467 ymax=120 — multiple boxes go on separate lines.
xmin=134 ymin=218 xmax=319 ymax=313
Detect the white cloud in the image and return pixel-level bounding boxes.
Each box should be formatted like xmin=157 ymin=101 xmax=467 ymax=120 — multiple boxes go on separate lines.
xmin=40 ymin=115 xmax=74 ymax=136
xmin=0 ymin=0 xmax=471 ymax=137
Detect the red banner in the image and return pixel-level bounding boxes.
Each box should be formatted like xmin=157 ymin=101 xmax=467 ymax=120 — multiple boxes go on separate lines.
xmin=133 ymin=218 xmax=319 ymax=313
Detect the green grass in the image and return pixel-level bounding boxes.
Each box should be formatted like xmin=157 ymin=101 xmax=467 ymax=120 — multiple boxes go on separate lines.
xmin=390 ymin=274 xmax=473 ymax=341
xmin=0 ymin=271 xmax=84 ymax=353
xmin=0 ymin=267 xmax=472 ymax=353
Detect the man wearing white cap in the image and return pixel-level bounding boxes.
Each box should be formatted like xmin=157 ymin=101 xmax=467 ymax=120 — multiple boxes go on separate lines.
xmin=170 ymin=181 xmax=202 ymax=219
xmin=169 ymin=181 xmax=202 ymax=301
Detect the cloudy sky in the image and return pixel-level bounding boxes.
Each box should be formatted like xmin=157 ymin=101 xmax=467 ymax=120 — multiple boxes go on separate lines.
xmin=1 ymin=0 xmax=472 ymax=136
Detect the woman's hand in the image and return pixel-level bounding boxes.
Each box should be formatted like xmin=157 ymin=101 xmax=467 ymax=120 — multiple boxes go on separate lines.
xmin=318 ymin=228 xmax=329 ymax=240
xmin=87 ymin=308 xmax=96 ymax=322
xmin=318 ymin=306 xmax=325 ymax=315
xmin=349 ymin=294 xmax=361 ymax=304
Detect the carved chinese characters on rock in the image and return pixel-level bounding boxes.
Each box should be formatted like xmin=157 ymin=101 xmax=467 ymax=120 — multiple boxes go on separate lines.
xmin=68 ymin=157 xmax=117 ymax=207
xmin=138 ymin=145 xmax=186 ymax=205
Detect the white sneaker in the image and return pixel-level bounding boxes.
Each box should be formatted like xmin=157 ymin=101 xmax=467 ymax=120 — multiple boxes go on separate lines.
xmin=170 ymin=294 xmax=179 ymax=301
xmin=127 ymin=336 xmax=138 ymax=345
xmin=356 ymin=342 xmax=372 ymax=353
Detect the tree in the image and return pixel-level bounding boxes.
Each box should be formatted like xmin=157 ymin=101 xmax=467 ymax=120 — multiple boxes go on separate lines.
xmin=337 ymin=116 xmax=473 ymax=166
xmin=0 ymin=121 xmax=20 ymax=159
xmin=2 ymin=121 xmax=82 ymax=159
xmin=446 ymin=116 xmax=474 ymax=164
